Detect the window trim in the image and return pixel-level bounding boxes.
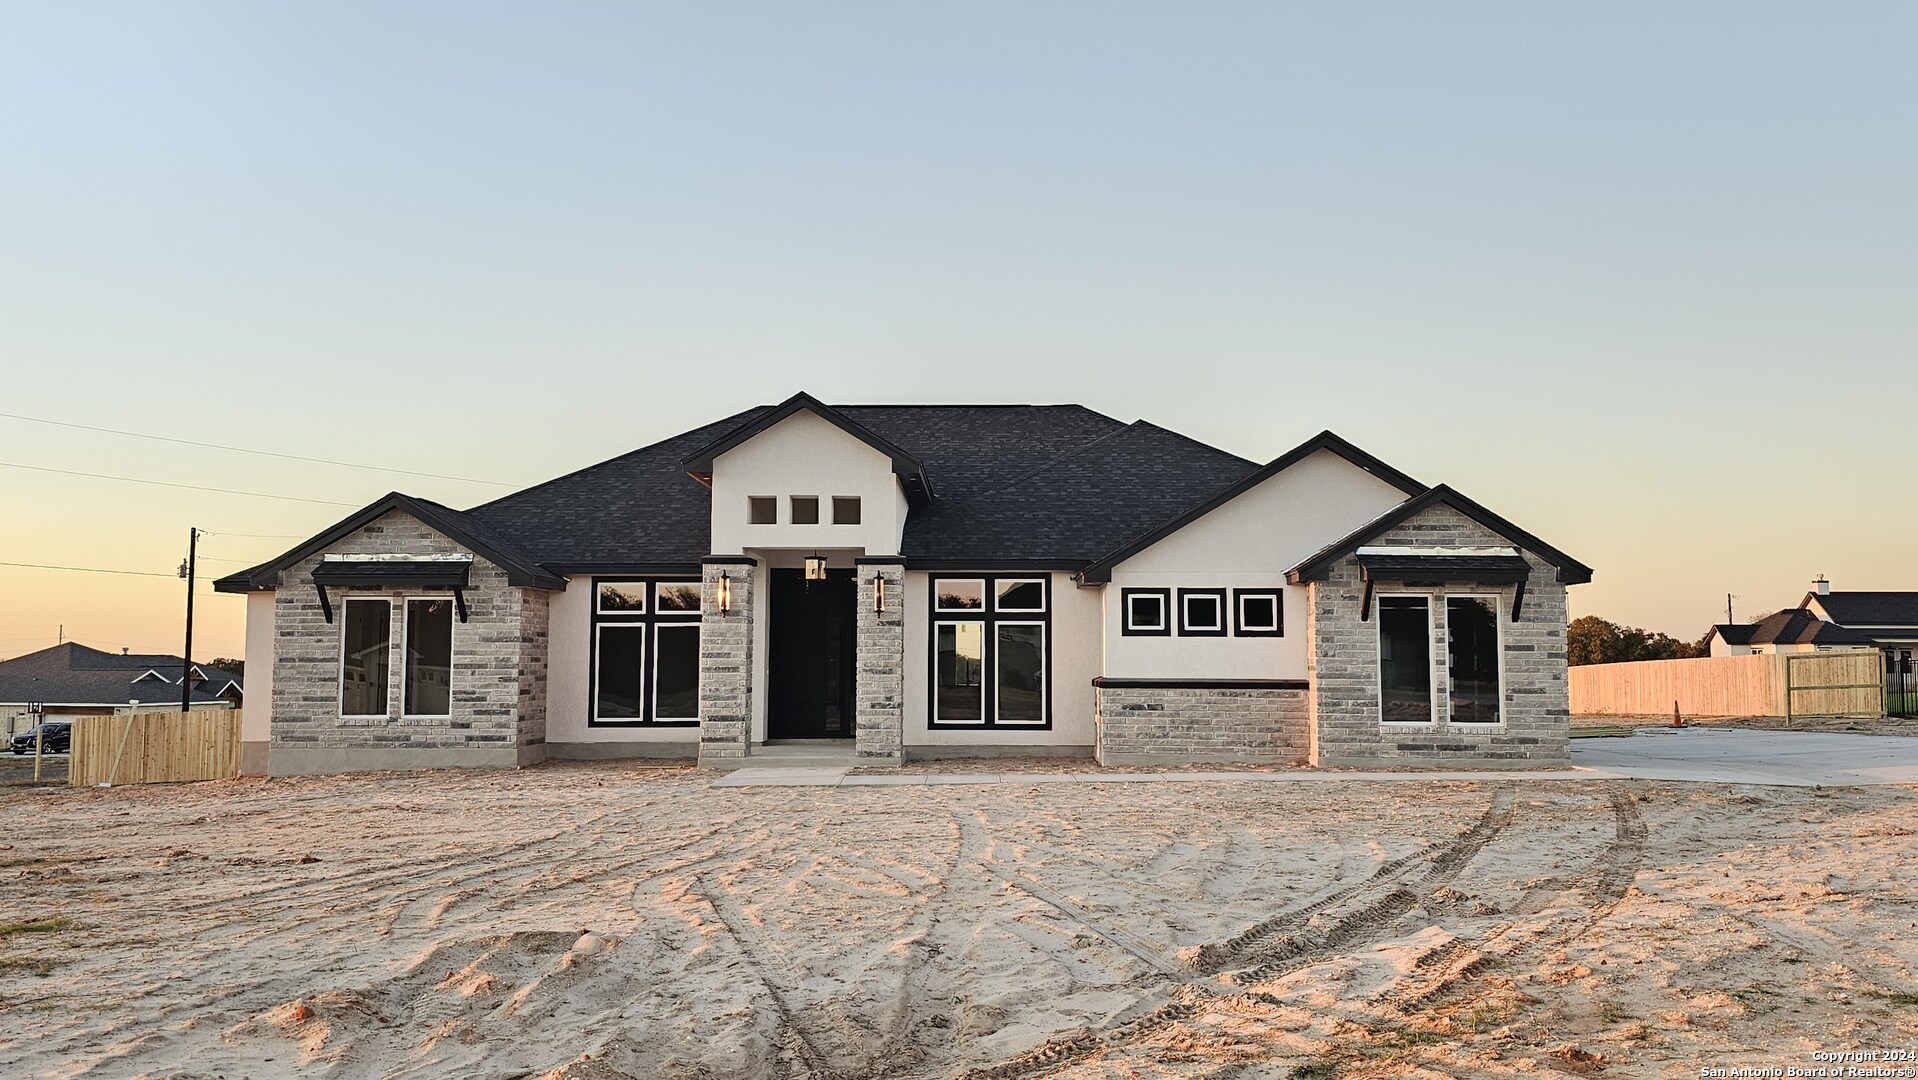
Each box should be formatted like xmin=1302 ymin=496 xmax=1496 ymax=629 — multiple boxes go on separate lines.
xmin=400 ymin=595 xmax=455 ymax=719
xmin=1444 ymin=592 xmax=1505 ymax=729
xmin=929 ymin=574 xmax=1052 ymax=730
xmin=338 ymin=597 xmax=393 ymax=719
xmin=1233 ymin=589 xmax=1284 ymax=637
xmin=790 ymin=495 xmax=820 ymax=525
xmin=747 ymin=496 xmax=777 ymax=525
xmin=1177 ymin=588 xmax=1229 ymax=637
xmin=832 ymin=495 xmax=862 ymax=525
xmin=1377 ymin=593 xmax=1439 ymax=728
xmin=1120 ymin=588 xmax=1171 ymax=636
xmin=589 ymin=576 xmax=703 ymax=727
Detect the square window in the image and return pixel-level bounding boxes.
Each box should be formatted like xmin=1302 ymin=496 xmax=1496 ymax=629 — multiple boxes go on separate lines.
xmin=597 ymin=582 xmax=648 ymax=613
xmin=995 ymin=578 xmax=1046 ymax=612
xmin=791 ymin=496 xmax=820 ymax=524
xmin=1233 ymin=590 xmax=1283 ymax=636
xmin=1178 ymin=589 xmax=1228 ymax=636
xmin=1121 ymin=589 xmax=1171 ymax=636
xmin=935 ymin=579 xmax=986 ymax=610
xmin=832 ymin=496 xmax=861 ymax=525
xmin=748 ymin=496 xmax=776 ymax=524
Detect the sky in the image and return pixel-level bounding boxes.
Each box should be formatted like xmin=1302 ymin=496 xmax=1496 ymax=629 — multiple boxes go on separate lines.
xmin=1 ymin=2 xmax=1913 ymax=662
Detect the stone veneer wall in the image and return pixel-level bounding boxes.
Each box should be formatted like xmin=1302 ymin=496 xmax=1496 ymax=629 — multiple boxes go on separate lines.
xmin=854 ymin=563 xmax=905 ymax=763
xmin=697 ymin=560 xmax=755 ymax=764
xmin=269 ymin=510 xmax=547 ymax=773
xmin=1306 ymin=503 xmax=1570 ymax=767
xmin=1095 ymin=684 xmax=1309 ymax=765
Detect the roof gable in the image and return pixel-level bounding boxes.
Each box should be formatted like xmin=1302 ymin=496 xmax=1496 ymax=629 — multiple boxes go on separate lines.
xmin=213 ymin=492 xmax=562 ymax=593
xmin=1286 ymin=484 xmax=1593 ymax=585
xmin=1802 ymin=591 xmax=1918 ymax=628
xmin=1078 ymin=431 xmax=1425 ymax=584
xmin=681 ymin=392 xmax=933 ymax=504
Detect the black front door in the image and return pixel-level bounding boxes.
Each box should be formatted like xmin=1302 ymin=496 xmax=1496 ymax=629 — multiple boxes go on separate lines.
xmin=767 ymin=568 xmax=856 ymax=738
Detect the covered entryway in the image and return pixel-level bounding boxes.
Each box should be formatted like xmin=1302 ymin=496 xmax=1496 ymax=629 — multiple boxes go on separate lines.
xmin=767 ymin=568 xmax=857 ymax=739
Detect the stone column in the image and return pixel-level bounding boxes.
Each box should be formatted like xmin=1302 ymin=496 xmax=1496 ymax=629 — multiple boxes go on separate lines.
xmin=699 ymin=558 xmax=756 ymax=765
xmin=854 ymin=560 xmax=906 ymax=764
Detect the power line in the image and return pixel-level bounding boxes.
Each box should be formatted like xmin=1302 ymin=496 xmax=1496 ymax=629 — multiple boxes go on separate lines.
xmin=0 ymin=411 xmax=519 ymax=487
xmin=0 ymin=461 xmax=358 ymax=506
xmin=0 ymin=560 xmax=175 ymax=578
xmin=203 ymin=531 xmax=306 ymax=539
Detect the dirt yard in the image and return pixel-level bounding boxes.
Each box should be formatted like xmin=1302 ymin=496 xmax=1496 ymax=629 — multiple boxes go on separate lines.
xmin=2 ymin=764 xmax=1915 ymax=1079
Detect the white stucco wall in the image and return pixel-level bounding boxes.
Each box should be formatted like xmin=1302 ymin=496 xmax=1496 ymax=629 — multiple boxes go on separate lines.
xmin=1103 ymin=448 xmax=1413 ymax=680
xmin=902 ymin=571 xmax=1098 ymax=749
xmin=242 ymin=589 xmax=276 ymax=744
xmin=544 ymin=576 xmax=697 ymax=747
xmin=709 ymin=411 xmax=906 ymax=557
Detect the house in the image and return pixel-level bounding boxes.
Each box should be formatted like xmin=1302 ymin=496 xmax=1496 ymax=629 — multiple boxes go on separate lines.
xmin=0 ymin=643 xmax=242 ymax=737
xmin=215 ymin=393 xmax=1591 ymax=777
xmin=1706 ymin=579 xmax=1918 ymax=664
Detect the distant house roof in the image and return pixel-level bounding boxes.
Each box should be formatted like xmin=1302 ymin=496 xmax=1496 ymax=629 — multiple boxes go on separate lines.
xmin=0 ymin=643 xmax=241 ymax=707
xmin=1804 ymin=591 xmax=1918 ymax=631
xmin=1711 ymin=610 xmax=1879 ymax=649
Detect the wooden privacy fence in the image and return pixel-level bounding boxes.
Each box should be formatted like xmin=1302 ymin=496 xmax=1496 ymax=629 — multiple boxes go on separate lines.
xmin=1571 ymin=650 xmax=1883 ymax=719
xmin=69 ymin=710 xmax=242 ymax=787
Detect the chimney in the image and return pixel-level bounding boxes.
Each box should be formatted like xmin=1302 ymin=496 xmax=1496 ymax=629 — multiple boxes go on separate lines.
xmin=122 ymin=647 xmax=130 ymax=655
xmin=1814 ymin=575 xmax=1830 ymax=597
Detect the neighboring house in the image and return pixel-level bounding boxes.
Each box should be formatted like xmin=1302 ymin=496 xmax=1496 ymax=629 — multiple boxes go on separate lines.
xmin=0 ymin=643 xmax=242 ymax=737
xmin=1800 ymin=579 xmax=1918 ymax=664
xmin=1705 ymin=609 xmax=1879 ymax=656
xmin=216 ymin=392 xmax=1591 ymax=777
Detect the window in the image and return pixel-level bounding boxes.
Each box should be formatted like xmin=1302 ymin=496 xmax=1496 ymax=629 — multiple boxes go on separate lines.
xmin=1447 ymin=596 xmax=1501 ymax=725
xmin=1378 ymin=596 xmax=1434 ymax=724
xmin=403 ymin=598 xmax=453 ymax=717
xmin=832 ymin=496 xmax=861 ymax=525
xmin=791 ymin=496 xmax=820 ymax=525
xmin=591 ymin=578 xmax=703 ymax=725
xmin=1234 ymin=590 xmax=1283 ymax=637
xmin=748 ymin=496 xmax=776 ymax=524
xmin=1121 ymin=588 xmax=1171 ymax=636
xmin=1178 ymin=588 xmax=1228 ymax=636
xmin=930 ymin=575 xmax=1050 ymax=727
xmin=340 ymin=599 xmax=391 ymax=717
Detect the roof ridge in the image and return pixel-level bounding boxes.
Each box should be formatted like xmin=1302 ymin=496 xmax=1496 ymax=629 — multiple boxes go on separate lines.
xmin=466 ymin=405 xmax=768 ymax=514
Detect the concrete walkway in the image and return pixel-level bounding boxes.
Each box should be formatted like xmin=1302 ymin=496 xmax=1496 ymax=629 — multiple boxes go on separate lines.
xmin=707 ymin=729 xmax=1918 ymax=789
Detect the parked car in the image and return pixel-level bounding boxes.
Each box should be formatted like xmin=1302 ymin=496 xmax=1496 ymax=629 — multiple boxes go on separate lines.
xmin=10 ymin=722 xmax=71 ymax=755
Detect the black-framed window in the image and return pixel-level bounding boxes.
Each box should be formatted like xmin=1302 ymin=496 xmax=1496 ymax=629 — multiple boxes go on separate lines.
xmin=1121 ymin=588 xmax=1171 ymax=636
xmin=1233 ymin=589 xmax=1284 ymax=637
xmin=1177 ymin=588 xmax=1228 ymax=637
xmin=592 ymin=578 xmax=702 ymax=726
xmin=930 ymin=574 xmax=1051 ymax=729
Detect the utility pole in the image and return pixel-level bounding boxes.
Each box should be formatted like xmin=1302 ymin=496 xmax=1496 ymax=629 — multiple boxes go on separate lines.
xmin=179 ymin=527 xmax=199 ymax=713
xmin=1726 ymin=593 xmax=1734 ymax=625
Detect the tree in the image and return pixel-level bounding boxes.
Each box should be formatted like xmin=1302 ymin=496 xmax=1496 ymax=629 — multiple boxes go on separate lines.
xmin=208 ymin=657 xmax=244 ymax=676
xmin=1568 ymin=616 xmax=1710 ymax=666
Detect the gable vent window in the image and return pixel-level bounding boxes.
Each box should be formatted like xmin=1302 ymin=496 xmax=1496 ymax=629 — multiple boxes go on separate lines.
xmin=1233 ymin=590 xmax=1284 ymax=637
xmin=832 ymin=496 xmax=861 ymax=525
xmin=791 ymin=496 xmax=820 ymax=525
xmin=748 ymin=496 xmax=777 ymax=525
xmin=1178 ymin=589 xmax=1228 ymax=637
xmin=1121 ymin=589 xmax=1171 ymax=636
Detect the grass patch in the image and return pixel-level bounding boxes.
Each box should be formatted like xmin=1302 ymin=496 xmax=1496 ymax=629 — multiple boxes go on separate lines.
xmin=0 ymin=916 xmax=76 ymax=941
xmin=1290 ymin=1064 xmax=1341 ymax=1080
xmin=0 ymin=956 xmax=60 ymax=977
xmin=1598 ymin=1001 xmax=1633 ymax=1025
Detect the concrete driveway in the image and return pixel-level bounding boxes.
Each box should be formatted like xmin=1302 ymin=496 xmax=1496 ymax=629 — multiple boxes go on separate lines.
xmin=1570 ymin=727 xmax=1918 ymax=787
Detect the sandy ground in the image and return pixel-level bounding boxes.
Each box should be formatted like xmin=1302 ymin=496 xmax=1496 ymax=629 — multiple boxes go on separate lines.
xmin=3 ymin=764 xmax=1916 ymax=1079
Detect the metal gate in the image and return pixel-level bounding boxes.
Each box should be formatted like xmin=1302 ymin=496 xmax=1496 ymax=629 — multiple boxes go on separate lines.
xmin=1889 ymin=649 xmax=1917 ymax=719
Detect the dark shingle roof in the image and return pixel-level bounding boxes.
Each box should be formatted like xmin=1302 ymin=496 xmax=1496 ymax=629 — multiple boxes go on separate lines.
xmin=1806 ymin=592 xmax=1918 ymax=629
xmin=0 ymin=643 xmax=240 ymax=706
xmin=1712 ymin=610 xmax=1879 ymax=648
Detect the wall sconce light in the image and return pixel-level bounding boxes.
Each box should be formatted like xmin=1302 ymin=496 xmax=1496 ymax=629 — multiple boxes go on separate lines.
xmin=804 ymin=553 xmax=827 ymax=581
xmin=716 ymin=571 xmax=731 ymax=615
xmin=873 ymin=571 xmax=887 ymax=614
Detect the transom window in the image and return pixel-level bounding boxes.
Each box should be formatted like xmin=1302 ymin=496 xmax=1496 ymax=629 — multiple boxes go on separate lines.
xmin=592 ymin=579 xmax=702 ymax=725
xmin=1121 ymin=588 xmax=1170 ymax=636
xmin=930 ymin=574 xmax=1050 ymax=729
xmin=1178 ymin=588 xmax=1228 ymax=636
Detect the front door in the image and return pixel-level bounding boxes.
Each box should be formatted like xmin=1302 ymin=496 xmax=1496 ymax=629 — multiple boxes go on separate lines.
xmin=767 ymin=568 xmax=857 ymax=738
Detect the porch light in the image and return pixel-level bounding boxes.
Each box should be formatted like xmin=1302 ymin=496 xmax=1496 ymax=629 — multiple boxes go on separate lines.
xmin=717 ymin=572 xmax=731 ymax=615
xmin=804 ymin=553 xmax=827 ymax=581
xmin=873 ymin=572 xmax=886 ymax=614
